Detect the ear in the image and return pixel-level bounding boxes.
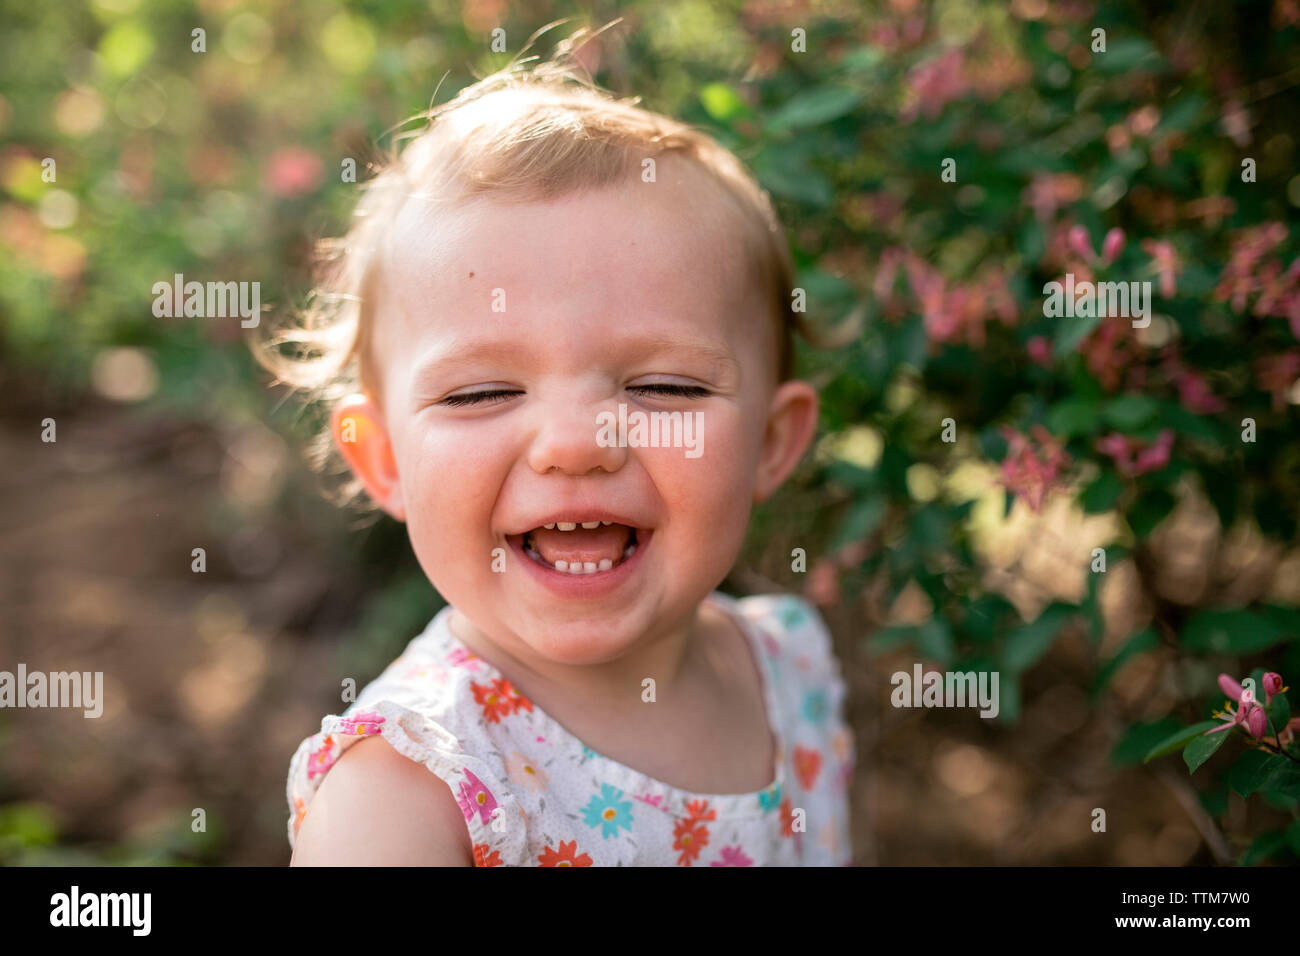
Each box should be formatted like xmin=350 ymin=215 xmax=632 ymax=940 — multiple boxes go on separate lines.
xmin=753 ymin=380 xmax=819 ymax=504
xmin=332 ymin=395 xmax=406 ymax=521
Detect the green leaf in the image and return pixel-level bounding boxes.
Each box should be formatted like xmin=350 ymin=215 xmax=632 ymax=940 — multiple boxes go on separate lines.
xmin=1091 ymin=627 xmax=1159 ymax=697
xmin=1080 ymin=470 xmax=1124 ymax=513
xmin=1047 ymin=398 xmax=1101 ymax=437
xmin=1143 ymin=721 xmax=1220 ymax=762
xmin=1111 ymin=718 xmax=1181 ymax=766
xmin=1159 ymin=94 xmax=1206 ymax=133
xmin=767 ymin=86 xmax=862 ymax=131
xmin=1095 ymin=37 xmax=1163 ymax=74
xmin=865 ymin=625 xmax=916 ymax=655
xmin=1286 ymin=819 xmax=1300 ymax=855
xmin=915 ymin=619 xmax=955 ymax=665
xmin=1240 ymin=831 xmax=1287 ymax=866
xmin=1128 ymin=488 xmax=1175 ymax=538
xmin=832 ymin=496 xmax=886 ymax=550
xmin=1003 ymin=603 xmax=1074 ymax=673
xmin=699 ymin=83 xmax=747 ymax=123
xmin=1103 ymin=394 xmax=1158 ymax=430
xmin=1053 ymin=310 xmax=1103 ymax=357
xmin=1228 ymin=750 xmax=1284 ymax=798
xmin=1181 ymin=609 xmax=1286 ymax=654
xmin=1184 ymin=727 xmax=1231 ymax=774
xmin=1268 ymin=693 xmax=1291 ymax=735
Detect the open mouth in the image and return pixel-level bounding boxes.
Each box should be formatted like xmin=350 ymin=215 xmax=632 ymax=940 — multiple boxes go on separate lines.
xmin=509 ymin=521 xmax=645 ymax=575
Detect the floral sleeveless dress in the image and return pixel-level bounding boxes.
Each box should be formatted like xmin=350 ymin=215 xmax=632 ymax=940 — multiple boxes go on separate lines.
xmin=287 ymin=592 xmax=854 ymax=865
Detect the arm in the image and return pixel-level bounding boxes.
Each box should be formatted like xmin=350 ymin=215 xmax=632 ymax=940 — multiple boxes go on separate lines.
xmin=290 ymin=734 xmax=474 ymax=866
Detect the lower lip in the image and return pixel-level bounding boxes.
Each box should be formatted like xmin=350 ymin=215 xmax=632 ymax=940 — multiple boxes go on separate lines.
xmin=508 ymin=530 xmax=653 ymax=598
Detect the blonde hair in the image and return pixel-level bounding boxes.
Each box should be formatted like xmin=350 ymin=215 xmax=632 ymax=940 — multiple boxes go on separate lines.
xmin=256 ymin=30 xmax=809 ymax=499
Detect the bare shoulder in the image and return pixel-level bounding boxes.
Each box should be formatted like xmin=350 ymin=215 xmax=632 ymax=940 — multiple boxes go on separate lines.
xmin=290 ymin=734 xmax=473 ymax=866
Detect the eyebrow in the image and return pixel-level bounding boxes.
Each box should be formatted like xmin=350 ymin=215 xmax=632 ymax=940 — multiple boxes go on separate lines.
xmin=410 ymin=332 xmax=741 ymax=388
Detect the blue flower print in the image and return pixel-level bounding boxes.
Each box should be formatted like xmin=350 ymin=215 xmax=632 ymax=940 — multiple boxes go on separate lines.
xmin=582 ymin=783 xmax=634 ymax=839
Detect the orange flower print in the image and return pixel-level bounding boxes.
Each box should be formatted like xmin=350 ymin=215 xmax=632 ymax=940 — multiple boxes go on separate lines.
xmin=793 ymin=745 xmax=823 ymax=790
xmin=293 ymin=797 xmax=307 ymax=835
xmin=504 ymin=750 xmax=550 ymax=793
xmin=673 ymin=818 xmax=709 ymax=866
xmin=683 ymin=798 xmax=716 ymax=824
xmin=472 ymin=678 xmax=533 ymax=724
xmin=473 ymin=844 xmax=503 ymax=867
xmin=539 ymin=840 xmax=593 ymax=866
xmin=780 ymin=797 xmax=795 ymax=837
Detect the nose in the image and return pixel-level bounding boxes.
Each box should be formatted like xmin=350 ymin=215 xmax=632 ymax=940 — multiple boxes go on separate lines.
xmin=526 ymin=397 xmax=628 ymax=476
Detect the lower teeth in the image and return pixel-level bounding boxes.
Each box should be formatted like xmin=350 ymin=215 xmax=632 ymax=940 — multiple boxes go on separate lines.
xmin=523 ymin=534 xmax=637 ymax=575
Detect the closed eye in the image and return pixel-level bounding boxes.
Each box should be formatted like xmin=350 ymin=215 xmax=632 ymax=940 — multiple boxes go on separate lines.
xmin=439 ymin=389 xmax=521 ymax=407
xmin=630 ymin=384 xmax=711 ymax=399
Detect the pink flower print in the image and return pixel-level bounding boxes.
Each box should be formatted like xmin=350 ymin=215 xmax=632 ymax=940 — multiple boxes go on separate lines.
xmin=337 ymin=710 xmax=386 ymax=736
xmin=447 ymin=646 xmax=483 ymax=672
xmin=504 ymin=751 xmax=550 ymax=793
xmin=456 ymin=769 xmax=498 ymax=826
xmin=306 ymin=735 xmax=336 ymax=780
xmin=635 ymin=792 xmax=666 ymax=810
xmin=710 ymin=845 xmax=754 ymax=866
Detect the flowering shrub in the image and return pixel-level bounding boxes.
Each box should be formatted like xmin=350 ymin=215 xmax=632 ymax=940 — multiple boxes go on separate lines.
xmin=1 ymin=0 xmax=1297 ymax=863
xmin=712 ymin=3 xmax=1300 ymax=863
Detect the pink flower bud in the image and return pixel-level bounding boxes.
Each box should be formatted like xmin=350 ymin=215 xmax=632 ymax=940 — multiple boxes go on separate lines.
xmin=1263 ymin=672 xmax=1284 ymax=696
xmin=1101 ymin=228 xmax=1126 ymax=266
xmin=1067 ymin=225 xmax=1096 ymax=262
xmin=1027 ymin=335 xmax=1052 ymax=366
xmin=1246 ymin=702 xmax=1268 ymax=739
xmin=1218 ymin=673 xmax=1245 ymax=702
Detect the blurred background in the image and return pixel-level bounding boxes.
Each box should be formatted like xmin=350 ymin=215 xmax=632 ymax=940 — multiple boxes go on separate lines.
xmin=2 ymin=0 xmax=1300 ymax=865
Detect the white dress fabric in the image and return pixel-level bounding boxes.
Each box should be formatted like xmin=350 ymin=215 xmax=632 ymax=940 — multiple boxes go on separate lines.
xmin=287 ymin=591 xmax=854 ymax=866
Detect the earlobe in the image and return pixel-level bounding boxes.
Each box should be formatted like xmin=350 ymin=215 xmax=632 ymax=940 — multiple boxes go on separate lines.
xmin=753 ymin=381 xmax=819 ymax=504
xmin=332 ymin=395 xmax=406 ymax=520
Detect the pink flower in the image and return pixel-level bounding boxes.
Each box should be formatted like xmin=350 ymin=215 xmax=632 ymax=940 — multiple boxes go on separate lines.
xmin=1163 ymin=357 xmax=1225 ymax=414
xmin=1101 ymin=228 xmax=1126 ymax=266
xmin=1068 ymin=225 xmax=1096 ymax=263
xmin=1214 ymin=223 xmax=1289 ymax=313
xmin=999 ymin=425 xmax=1070 ymax=512
xmin=263 ymin=146 xmax=324 ymax=199
xmin=1023 ymin=173 xmax=1084 ymax=222
xmin=1262 ymin=672 xmax=1287 ymax=705
xmin=1206 ymin=673 xmax=1268 ymax=739
xmin=1096 ymin=429 xmax=1174 ymax=478
xmin=901 ymin=48 xmax=968 ymax=123
xmin=1026 ymin=335 xmax=1053 ymax=367
xmin=1256 ymin=351 xmax=1300 ymax=410
xmin=1141 ymin=239 xmax=1181 ymax=299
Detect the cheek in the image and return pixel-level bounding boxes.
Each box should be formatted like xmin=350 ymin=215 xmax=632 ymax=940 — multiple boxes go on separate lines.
xmin=394 ymin=420 xmax=508 ymax=562
xmin=651 ymin=407 xmax=756 ymax=539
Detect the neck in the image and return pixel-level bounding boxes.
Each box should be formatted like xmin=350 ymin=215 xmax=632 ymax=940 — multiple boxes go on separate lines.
xmin=446 ymin=604 xmax=707 ymax=712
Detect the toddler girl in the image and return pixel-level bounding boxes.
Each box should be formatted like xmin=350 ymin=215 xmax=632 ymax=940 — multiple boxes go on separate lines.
xmin=272 ymin=46 xmax=854 ymax=866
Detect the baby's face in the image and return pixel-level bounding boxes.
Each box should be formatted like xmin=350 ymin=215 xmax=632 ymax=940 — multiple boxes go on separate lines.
xmin=344 ymin=162 xmax=815 ymax=663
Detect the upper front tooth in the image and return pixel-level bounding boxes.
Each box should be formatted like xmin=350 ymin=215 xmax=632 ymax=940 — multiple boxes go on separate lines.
xmin=543 ymin=523 xmax=556 ymax=530
xmin=556 ymin=521 xmax=577 ymax=531
xmin=600 ymin=521 xmax=611 ymax=526
xmin=581 ymin=521 xmax=600 ymax=529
